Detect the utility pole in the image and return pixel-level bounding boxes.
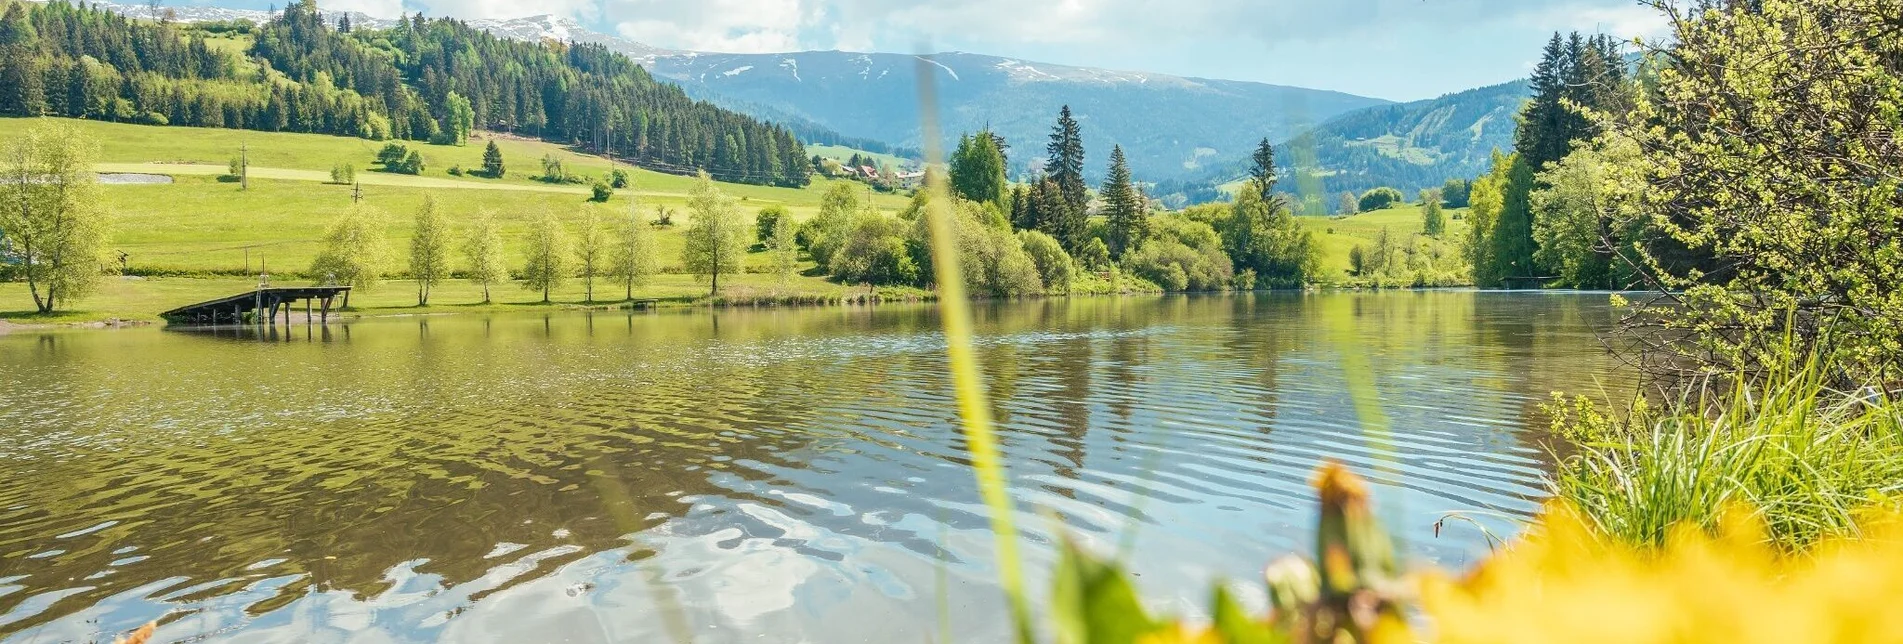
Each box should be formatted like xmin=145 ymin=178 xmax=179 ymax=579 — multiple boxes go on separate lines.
xmin=240 ymin=141 xmax=249 ymax=191
xmin=352 ymin=181 xmax=362 ymax=203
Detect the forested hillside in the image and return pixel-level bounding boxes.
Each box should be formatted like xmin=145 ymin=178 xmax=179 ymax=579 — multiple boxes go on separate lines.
xmin=1174 ymin=80 xmax=1528 ymax=207
xmin=0 ymin=0 xmax=810 ymax=186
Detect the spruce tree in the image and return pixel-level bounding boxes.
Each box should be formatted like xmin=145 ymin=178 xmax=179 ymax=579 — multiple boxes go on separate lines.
xmin=1247 ymin=138 xmax=1279 ymax=204
xmin=1102 ymin=145 xmax=1147 ymax=259
xmin=482 ymin=139 xmax=505 ymax=177
xmin=1009 ymin=185 xmax=1033 ymax=231
xmin=1029 ymin=178 xmax=1082 ymax=251
xmin=1045 ymin=105 xmax=1087 ymax=215
xmin=0 ymin=5 xmax=44 ymax=117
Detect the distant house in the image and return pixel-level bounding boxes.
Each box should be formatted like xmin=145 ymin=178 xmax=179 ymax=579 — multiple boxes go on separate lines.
xmin=895 ymin=170 xmax=926 ymax=188
xmin=859 ymin=166 xmax=881 ymax=180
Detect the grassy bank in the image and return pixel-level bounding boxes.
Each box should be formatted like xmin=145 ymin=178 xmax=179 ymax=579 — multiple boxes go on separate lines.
xmin=1549 ymin=357 xmax=1903 ymax=553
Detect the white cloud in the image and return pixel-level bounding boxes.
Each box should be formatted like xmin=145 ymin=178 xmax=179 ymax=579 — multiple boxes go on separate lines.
xmin=607 ymin=0 xmax=819 ymax=53
xmin=328 ymin=0 xmax=1667 ymax=98
xmin=318 ymin=0 xmax=405 ymax=19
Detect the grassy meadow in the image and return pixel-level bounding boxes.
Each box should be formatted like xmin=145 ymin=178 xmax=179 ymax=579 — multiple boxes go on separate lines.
xmin=0 ymin=116 xmax=1470 ymax=323
xmin=0 ymin=117 xmax=920 ymax=322
xmin=1299 ymin=203 xmax=1472 ymax=277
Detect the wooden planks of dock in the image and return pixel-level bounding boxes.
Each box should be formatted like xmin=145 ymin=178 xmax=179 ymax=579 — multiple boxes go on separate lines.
xmin=160 ymin=286 xmax=352 ymax=326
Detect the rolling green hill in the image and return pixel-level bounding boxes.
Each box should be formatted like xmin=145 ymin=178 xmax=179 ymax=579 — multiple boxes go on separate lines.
xmin=0 ymin=117 xmax=915 ymax=322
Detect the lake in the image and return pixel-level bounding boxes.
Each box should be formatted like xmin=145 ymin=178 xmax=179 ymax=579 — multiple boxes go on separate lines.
xmin=0 ymin=292 xmax=1626 ymax=642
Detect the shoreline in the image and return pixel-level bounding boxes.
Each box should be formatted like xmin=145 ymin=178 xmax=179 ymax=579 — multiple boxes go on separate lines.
xmin=0 ymin=284 xmax=1636 ymax=334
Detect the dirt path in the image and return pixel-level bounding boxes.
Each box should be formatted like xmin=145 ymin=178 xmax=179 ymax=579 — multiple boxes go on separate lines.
xmin=94 ymin=163 xmax=603 ymax=195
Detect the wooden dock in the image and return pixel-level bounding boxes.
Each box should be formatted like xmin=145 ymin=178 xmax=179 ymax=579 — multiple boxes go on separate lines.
xmin=161 ymin=286 xmax=352 ymax=325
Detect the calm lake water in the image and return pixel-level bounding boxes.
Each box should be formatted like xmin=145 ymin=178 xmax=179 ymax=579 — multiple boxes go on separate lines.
xmin=0 ymin=292 xmax=1625 ymax=643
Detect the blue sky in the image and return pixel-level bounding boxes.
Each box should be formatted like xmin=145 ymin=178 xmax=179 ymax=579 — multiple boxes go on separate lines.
xmin=213 ymin=0 xmax=1670 ymax=101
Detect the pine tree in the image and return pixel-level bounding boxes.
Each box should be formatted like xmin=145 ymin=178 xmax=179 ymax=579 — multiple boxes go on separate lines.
xmin=1489 ymin=158 xmax=1539 ymax=280
xmin=1247 ymin=138 xmax=1279 ymax=204
xmin=1009 ymin=185 xmax=1032 ymax=231
xmin=1045 ymin=105 xmax=1087 ymax=215
xmin=479 ymin=140 xmax=502 ymax=177
xmin=1029 ymin=178 xmax=1083 ymax=253
xmin=0 ymin=4 xmax=45 ymax=117
xmin=1102 ymin=145 xmax=1148 ymax=259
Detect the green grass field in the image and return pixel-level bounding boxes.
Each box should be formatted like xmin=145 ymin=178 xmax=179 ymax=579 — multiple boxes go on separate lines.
xmin=0 ymin=117 xmax=918 ymax=322
xmin=0 ymin=117 xmax=1469 ymax=323
xmin=0 ymin=117 xmax=911 ymax=210
xmin=1299 ymin=203 xmax=1470 ymax=277
xmin=807 ymin=144 xmax=915 ymax=171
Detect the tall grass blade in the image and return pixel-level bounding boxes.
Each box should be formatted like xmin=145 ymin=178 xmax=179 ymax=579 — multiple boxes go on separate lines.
xmin=914 ymin=52 xmax=1034 ymax=643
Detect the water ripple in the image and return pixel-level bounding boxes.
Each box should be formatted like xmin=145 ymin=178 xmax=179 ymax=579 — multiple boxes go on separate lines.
xmin=0 ymin=293 xmax=1627 ymax=642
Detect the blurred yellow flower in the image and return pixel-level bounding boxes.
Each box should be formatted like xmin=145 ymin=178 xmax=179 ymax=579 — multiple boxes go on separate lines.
xmin=1422 ymin=502 xmax=1903 ymax=643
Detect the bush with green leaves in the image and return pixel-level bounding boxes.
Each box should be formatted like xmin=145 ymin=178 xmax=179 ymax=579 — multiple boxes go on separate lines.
xmin=830 ymin=214 xmax=918 ymax=286
xmin=1017 ymin=230 xmax=1075 ymax=292
xmin=755 ymin=204 xmax=789 ymax=244
xmin=908 ymin=200 xmax=1043 ymax=297
xmin=590 ymin=182 xmax=613 ymax=202
xmin=1124 ymin=215 xmax=1232 ymax=291
xmin=801 ymin=183 xmax=861 ymax=270
xmin=1358 ymin=186 xmax=1404 ymax=211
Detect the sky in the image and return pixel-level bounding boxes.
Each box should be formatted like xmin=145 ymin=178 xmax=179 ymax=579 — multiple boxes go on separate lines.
xmin=227 ymin=0 xmax=1671 ymax=101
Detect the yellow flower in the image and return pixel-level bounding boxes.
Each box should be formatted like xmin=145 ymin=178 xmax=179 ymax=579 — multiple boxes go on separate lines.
xmin=1421 ymin=502 xmax=1903 ymax=643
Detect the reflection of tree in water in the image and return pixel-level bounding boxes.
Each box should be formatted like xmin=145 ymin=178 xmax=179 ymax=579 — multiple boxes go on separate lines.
xmin=0 ymin=295 xmax=1634 ymax=639
xmin=0 ymin=310 xmax=897 ymax=637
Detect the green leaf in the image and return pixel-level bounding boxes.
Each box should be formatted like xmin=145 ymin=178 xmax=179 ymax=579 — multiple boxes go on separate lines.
xmin=1211 ymin=585 xmax=1286 ymax=644
xmin=1052 ymin=537 xmax=1158 ymax=644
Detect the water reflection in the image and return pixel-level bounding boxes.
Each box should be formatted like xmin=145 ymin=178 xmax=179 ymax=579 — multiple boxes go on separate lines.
xmin=0 ymin=293 xmax=1627 ymax=642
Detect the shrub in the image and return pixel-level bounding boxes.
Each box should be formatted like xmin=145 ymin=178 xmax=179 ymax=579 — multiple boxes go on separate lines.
xmin=538 ymin=154 xmax=567 ymax=183
xmin=1017 ymin=230 xmax=1075 ymax=291
xmin=1076 ymin=237 xmax=1112 ymax=272
xmin=137 ymin=111 xmax=168 ymax=126
xmin=590 ymin=182 xmax=613 ymax=202
xmin=609 ymin=168 xmax=630 ymax=189
xmin=1124 ymin=215 xmax=1232 ymax=291
xmin=401 ymin=150 xmax=425 ymax=175
xmin=831 ymin=215 xmax=918 ymax=286
xmin=448 ymin=165 xmax=464 ymax=176
xmin=908 ymin=200 xmax=1042 ymax=297
xmin=756 ymin=205 xmax=789 ymax=244
xmin=1358 ymin=186 xmax=1405 ymax=211
xmin=329 ymin=163 xmax=356 ymax=185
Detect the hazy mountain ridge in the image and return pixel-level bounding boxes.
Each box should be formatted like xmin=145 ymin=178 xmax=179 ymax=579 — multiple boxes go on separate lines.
xmin=635 ymin=49 xmax=1392 ymax=181
xmin=78 ymin=0 xmax=1525 ymax=196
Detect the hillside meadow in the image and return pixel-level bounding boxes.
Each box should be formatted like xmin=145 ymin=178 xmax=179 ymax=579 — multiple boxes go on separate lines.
xmin=0 ymin=117 xmax=1470 ymax=323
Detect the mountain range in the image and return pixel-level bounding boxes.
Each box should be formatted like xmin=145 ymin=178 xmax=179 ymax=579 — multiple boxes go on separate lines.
xmin=88 ymin=1 xmax=1530 ymax=202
